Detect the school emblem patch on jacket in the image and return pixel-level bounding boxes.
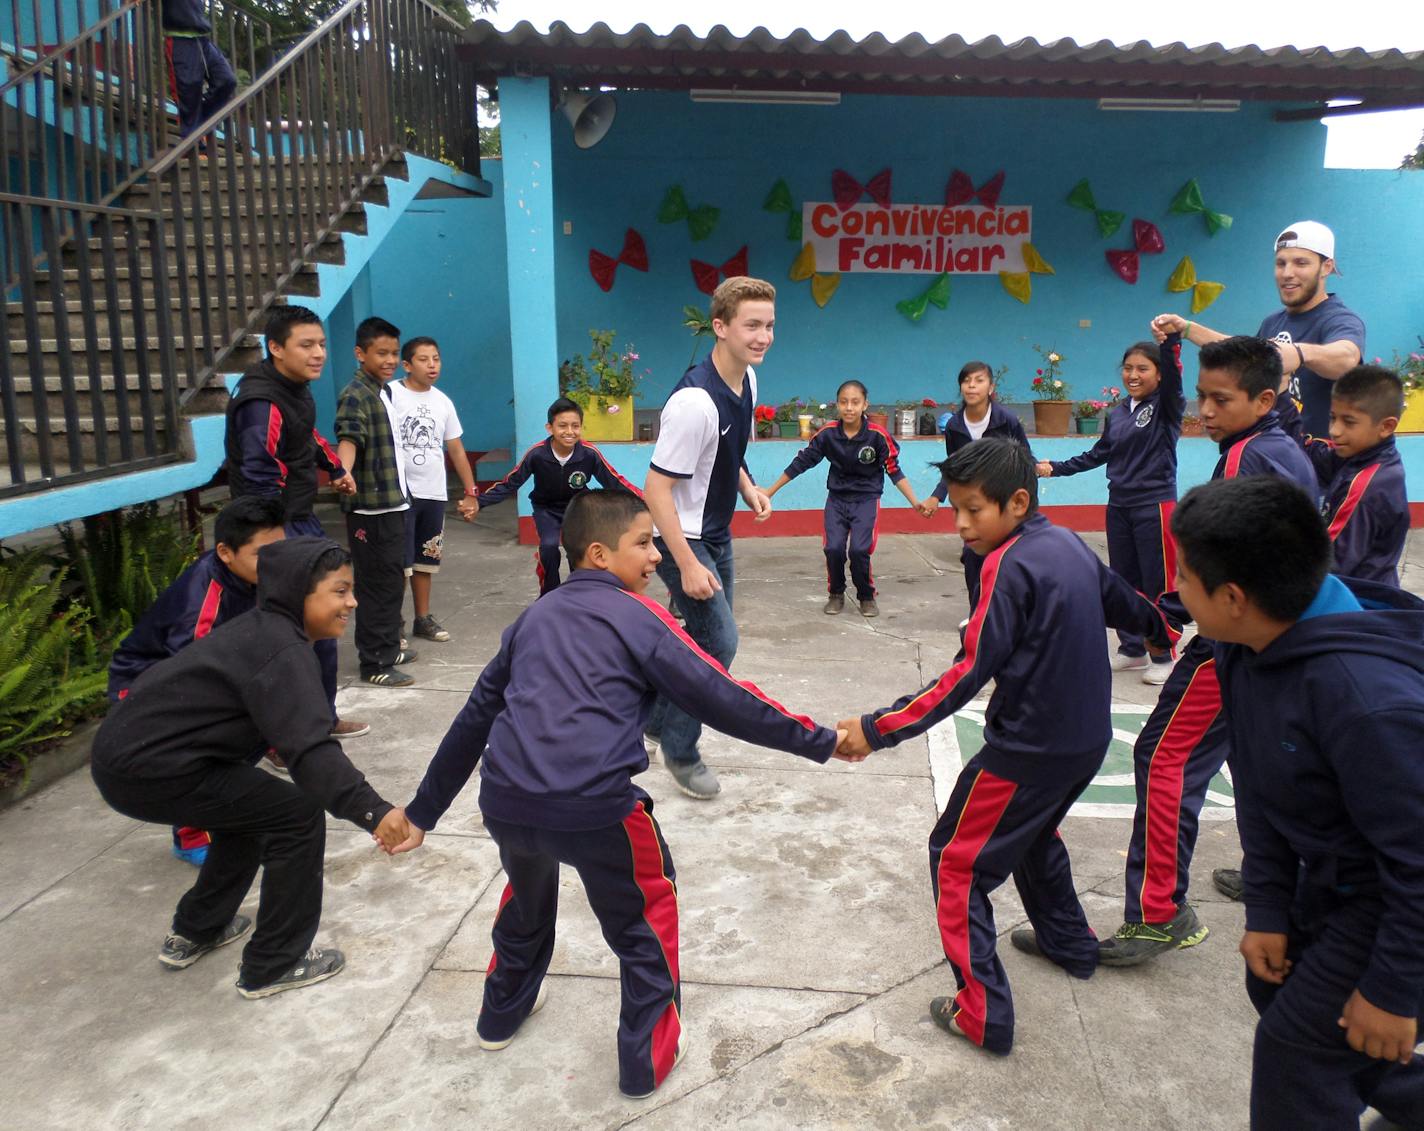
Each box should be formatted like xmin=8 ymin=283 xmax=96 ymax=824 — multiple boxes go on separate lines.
xmin=1135 ymin=404 xmax=1154 ymax=428
xmin=857 ymin=445 xmax=877 ymax=464
xmin=567 ymin=470 xmax=589 ymax=489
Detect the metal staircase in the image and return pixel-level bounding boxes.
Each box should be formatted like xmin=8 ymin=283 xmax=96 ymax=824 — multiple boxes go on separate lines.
xmin=1 ymin=0 xmax=479 ymax=499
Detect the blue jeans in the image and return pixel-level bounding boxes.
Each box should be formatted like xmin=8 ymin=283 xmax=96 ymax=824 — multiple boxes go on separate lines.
xmin=647 ymin=536 xmax=737 ymax=767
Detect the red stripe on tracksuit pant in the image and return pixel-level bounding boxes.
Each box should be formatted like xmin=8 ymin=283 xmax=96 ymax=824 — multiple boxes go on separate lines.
xmin=929 ymin=755 xmax=1100 ymax=1054
xmin=1122 ymin=634 xmax=1228 ymax=924
xmin=481 ymin=800 xmax=681 ymax=1097
xmin=1104 ymin=501 xmax=1177 ymax=658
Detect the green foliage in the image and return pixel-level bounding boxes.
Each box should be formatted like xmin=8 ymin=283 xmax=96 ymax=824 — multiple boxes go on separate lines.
xmin=683 ymin=304 xmax=714 ymax=367
xmin=56 ymin=503 xmax=200 ymax=651
xmin=0 ymin=554 xmax=108 ymax=777
xmin=1401 ymin=128 xmax=1424 ymax=171
xmin=559 ymin=330 xmax=648 ymax=405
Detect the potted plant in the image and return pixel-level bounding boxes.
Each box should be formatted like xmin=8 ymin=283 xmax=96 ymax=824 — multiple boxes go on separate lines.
xmin=775 ymin=398 xmax=810 ymax=438
xmin=1181 ymin=412 xmax=1206 ymax=437
xmin=917 ymin=397 xmax=942 ymax=436
xmin=683 ymin=304 xmax=715 ymax=368
xmin=1030 ymin=345 xmax=1071 ymax=436
xmin=867 ymin=404 xmax=891 ymax=432
xmin=1392 ymin=341 xmax=1424 ymax=432
xmin=754 ymin=404 xmax=776 ymax=438
xmin=559 ymin=329 xmax=647 ymax=442
xmin=1073 ymin=400 xmax=1108 ymax=434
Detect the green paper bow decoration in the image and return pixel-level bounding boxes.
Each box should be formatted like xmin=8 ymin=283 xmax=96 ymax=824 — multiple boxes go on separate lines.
xmin=762 ymin=178 xmax=803 ymax=242
xmin=895 ymin=272 xmax=950 ymax=322
xmin=1066 ymin=179 xmax=1125 ymax=238
xmin=1167 ymin=255 xmax=1226 ymax=313
xmin=1169 ymin=179 xmax=1233 ymax=236
xmin=658 ymin=185 xmax=720 ymax=241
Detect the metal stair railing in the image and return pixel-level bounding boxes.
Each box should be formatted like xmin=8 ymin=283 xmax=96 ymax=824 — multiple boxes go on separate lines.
xmin=138 ymin=0 xmax=479 ymax=404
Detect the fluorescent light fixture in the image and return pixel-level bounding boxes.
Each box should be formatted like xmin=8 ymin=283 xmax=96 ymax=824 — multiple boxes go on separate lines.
xmin=1098 ymin=97 xmax=1241 ymax=112
xmin=690 ymin=88 xmax=841 ymax=106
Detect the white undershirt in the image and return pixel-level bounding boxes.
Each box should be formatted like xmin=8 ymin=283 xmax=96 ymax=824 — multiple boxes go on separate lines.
xmin=963 ymin=411 xmax=991 ymax=441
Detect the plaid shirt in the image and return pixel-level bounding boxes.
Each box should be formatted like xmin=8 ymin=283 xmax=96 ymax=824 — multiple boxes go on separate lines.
xmin=334 ymin=368 xmax=408 ymax=512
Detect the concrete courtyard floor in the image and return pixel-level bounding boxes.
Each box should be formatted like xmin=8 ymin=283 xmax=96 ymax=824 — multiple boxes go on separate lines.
xmin=5 ymin=504 xmax=1422 ymax=1130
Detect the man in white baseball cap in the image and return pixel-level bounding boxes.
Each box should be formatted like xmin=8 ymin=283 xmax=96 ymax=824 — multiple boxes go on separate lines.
xmin=1152 ymin=219 xmax=1365 ymax=437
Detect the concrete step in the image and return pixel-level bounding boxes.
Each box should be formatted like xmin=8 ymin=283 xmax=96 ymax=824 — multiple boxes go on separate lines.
xmin=4 ymin=335 xmax=262 ymax=381
xmin=32 ymin=261 xmax=319 ymax=295
xmin=10 ymin=414 xmax=175 ymax=464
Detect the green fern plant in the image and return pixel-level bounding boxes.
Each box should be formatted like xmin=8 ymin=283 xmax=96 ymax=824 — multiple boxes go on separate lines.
xmin=0 ymin=553 xmax=109 ymax=780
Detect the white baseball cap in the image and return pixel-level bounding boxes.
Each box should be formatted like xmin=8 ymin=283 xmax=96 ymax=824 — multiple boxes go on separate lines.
xmin=1275 ymin=221 xmax=1340 ymax=273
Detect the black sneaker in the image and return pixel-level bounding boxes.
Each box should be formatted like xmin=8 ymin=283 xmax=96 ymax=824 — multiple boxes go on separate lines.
xmin=393 ymin=648 xmax=418 ymax=665
xmin=236 ymin=946 xmax=345 ymax=999
xmin=363 ymin=667 xmax=414 ymax=688
xmin=1098 ymin=903 xmax=1209 ymax=967
xmin=413 ymin=615 xmax=450 ymax=642
xmin=859 ymin=597 xmax=880 ymax=618
xmin=1212 ymin=867 xmax=1244 ymax=901
xmin=1008 ymin=928 xmax=1044 ymax=958
xmin=159 ymin=915 xmax=253 ymax=969
xmin=824 ymin=593 xmax=845 ymax=615
xmin=928 ymin=996 xmax=1009 ymax=1057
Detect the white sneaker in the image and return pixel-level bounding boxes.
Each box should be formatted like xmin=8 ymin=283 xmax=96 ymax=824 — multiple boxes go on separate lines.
xmin=1142 ymin=661 xmax=1172 ymax=685
xmin=1110 ymin=653 xmax=1149 ymax=672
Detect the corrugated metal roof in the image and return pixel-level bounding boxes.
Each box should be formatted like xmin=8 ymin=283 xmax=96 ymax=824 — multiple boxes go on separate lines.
xmin=461 ymin=20 xmax=1424 ymax=109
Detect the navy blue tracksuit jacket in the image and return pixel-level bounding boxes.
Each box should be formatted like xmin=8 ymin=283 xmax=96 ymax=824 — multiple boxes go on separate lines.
xmin=930 ymin=402 xmax=1031 ymax=503
xmin=1300 ymin=436 xmax=1409 ymax=586
xmin=780 ymin=421 xmax=906 ymax=496
xmin=1215 ymin=575 xmax=1424 ymax=1128
xmin=108 ymin=551 xmax=254 ymax=698
xmin=478 ymin=438 xmax=641 ymax=514
xmin=1048 ymin=335 xmax=1185 ymax=506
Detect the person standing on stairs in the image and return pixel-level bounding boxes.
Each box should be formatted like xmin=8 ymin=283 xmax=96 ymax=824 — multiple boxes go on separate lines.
xmin=162 ymin=0 xmax=238 ymax=148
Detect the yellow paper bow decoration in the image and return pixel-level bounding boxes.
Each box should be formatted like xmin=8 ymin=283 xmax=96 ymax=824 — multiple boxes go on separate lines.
xmin=1021 ymin=242 xmax=1055 ymax=275
xmin=999 ymin=271 xmax=1032 ymax=304
xmin=789 ymin=243 xmax=841 ymax=308
xmin=1166 ymin=255 xmax=1226 ymax=313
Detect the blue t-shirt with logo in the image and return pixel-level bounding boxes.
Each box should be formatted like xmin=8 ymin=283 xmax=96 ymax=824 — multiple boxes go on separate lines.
xmin=1257 ymin=294 xmax=1366 ymax=437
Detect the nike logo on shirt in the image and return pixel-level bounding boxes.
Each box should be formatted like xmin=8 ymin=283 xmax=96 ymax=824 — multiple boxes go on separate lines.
xmin=721 ymin=425 xmax=732 ymax=435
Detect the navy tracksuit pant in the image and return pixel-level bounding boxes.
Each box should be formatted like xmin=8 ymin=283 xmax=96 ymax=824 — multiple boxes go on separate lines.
xmin=962 ymin=544 xmax=983 ymax=608
xmin=1123 ymin=634 xmax=1228 ymax=924
xmin=481 ymin=800 xmax=682 ymax=1097
xmin=1247 ymin=890 xmax=1424 ymax=1129
xmin=928 ymin=750 xmax=1100 ymax=1054
xmin=1105 ymin=501 xmax=1176 ymax=657
xmin=824 ymin=492 xmax=879 ymax=600
xmin=532 ymin=505 xmax=566 ymax=596
xmin=164 ymin=36 xmax=237 ymax=140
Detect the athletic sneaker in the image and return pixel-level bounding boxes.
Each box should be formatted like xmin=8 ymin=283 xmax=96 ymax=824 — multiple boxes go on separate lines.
xmin=824 ymin=593 xmax=845 ymax=615
xmin=667 ymin=758 xmax=720 ymax=800
xmin=159 ymin=914 xmax=253 ymax=969
xmin=1142 ymin=659 xmax=1172 ymax=685
xmin=393 ymin=648 xmax=419 ymax=665
xmin=363 ymin=667 xmax=414 ymax=688
xmin=1212 ymin=867 xmax=1244 ymax=901
xmin=413 ymin=615 xmax=450 ymax=642
xmin=1006 ymin=928 xmax=1095 ymax=979
xmin=478 ymin=981 xmax=550 ymax=1051
xmin=235 ymin=946 xmax=345 ymax=999
xmin=1110 ymin=653 xmax=1149 ymax=671
xmin=642 ymin=732 xmax=660 ymax=762
xmin=1097 ymin=903 xmax=1209 ymax=967
xmin=859 ymin=597 xmax=880 ymax=618
xmin=928 ymin=996 xmax=1008 ymax=1057
xmin=330 ymin=718 xmax=371 ymax=739
xmin=622 ymin=1028 xmax=691 ymax=1099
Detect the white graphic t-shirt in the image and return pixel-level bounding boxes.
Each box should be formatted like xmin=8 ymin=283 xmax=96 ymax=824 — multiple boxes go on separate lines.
xmin=389 ymin=381 xmax=464 ymax=501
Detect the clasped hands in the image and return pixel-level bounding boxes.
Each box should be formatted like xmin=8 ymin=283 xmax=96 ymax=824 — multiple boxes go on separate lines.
xmin=832 ymin=717 xmax=872 ymax=762
xmin=372 ymin=807 xmax=425 ymax=856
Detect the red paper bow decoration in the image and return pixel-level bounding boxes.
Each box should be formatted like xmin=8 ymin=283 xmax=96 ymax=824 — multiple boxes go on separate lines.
xmin=831 ymin=167 xmax=892 ymax=211
xmin=588 ymin=229 xmax=649 ymax=292
xmin=1105 ymin=219 xmax=1166 ymax=285
xmin=944 ymin=169 xmax=1005 ymax=208
xmin=690 ymin=245 xmax=749 ymax=296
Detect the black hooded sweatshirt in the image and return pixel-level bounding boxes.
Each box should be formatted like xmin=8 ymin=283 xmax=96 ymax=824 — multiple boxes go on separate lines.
xmin=91 ymin=538 xmax=392 ymax=833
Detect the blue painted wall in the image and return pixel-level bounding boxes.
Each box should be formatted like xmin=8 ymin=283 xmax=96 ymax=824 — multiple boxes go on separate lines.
xmin=361 ymin=176 xmax=514 ymax=454
xmin=0 ymin=1 xmax=107 ymax=48
xmin=545 ymin=92 xmax=1424 ymax=414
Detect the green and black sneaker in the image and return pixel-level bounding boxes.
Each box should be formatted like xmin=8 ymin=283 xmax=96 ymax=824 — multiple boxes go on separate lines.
xmin=1098 ymin=903 xmax=1209 ymax=967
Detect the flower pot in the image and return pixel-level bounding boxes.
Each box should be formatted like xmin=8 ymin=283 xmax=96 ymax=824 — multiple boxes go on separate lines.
xmin=756 ymin=421 xmax=774 ymax=438
xmin=1181 ymin=419 xmax=1206 ymax=437
xmin=893 ymin=409 xmax=917 ymax=438
xmin=867 ymin=410 xmax=890 ymax=432
xmin=570 ymin=393 xmax=634 ymax=441
xmin=1075 ymin=416 xmax=1101 ymax=434
xmin=777 ymin=420 xmax=800 ymax=437
xmin=1032 ymin=400 xmax=1072 ymax=436
xmin=1400 ymin=389 xmax=1424 ymax=434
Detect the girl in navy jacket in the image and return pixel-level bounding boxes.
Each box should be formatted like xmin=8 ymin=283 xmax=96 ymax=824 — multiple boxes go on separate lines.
xmin=919 ymin=361 xmax=1032 ymax=606
xmin=1038 ymin=331 xmax=1185 ymax=682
